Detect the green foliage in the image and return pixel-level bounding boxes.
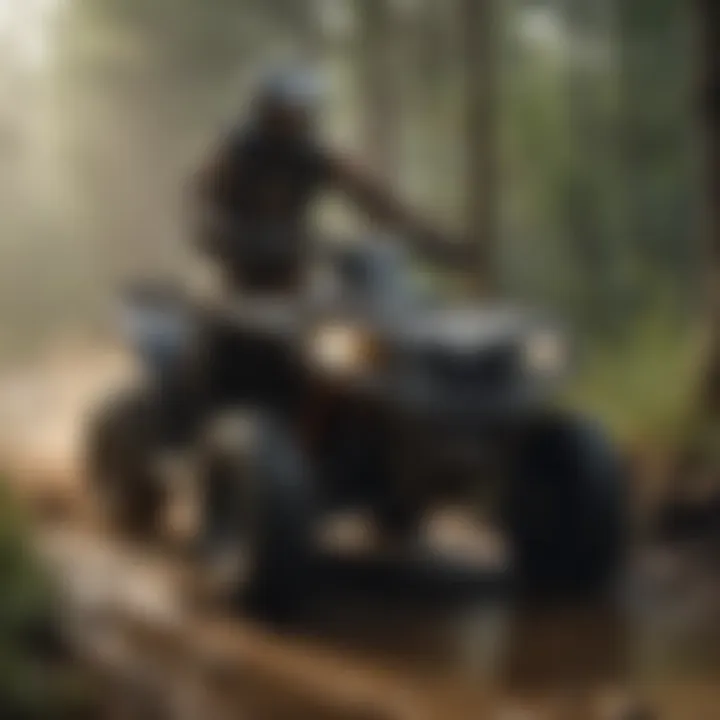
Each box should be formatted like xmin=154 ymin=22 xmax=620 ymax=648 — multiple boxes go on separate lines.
xmin=501 ymin=0 xmax=698 ymax=340
xmin=0 ymin=482 xmax=84 ymax=719
xmin=567 ymin=309 xmax=702 ymax=447
xmin=0 ymin=485 xmax=52 ymax=636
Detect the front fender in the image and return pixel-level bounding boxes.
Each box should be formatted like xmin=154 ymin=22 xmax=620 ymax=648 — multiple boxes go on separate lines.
xmin=119 ymin=303 xmax=194 ymax=376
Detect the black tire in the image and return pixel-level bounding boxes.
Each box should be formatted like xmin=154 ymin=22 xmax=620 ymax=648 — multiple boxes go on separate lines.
xmin=199 ymin=413 xmax=317 ymax=621
xmin=504 ymin=413 xmax=627 ymax=600
xmin=86 ymin=387 xmax=165 ymax=538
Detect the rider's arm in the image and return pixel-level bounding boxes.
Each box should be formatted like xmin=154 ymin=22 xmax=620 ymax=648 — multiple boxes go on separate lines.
xmin=326 ymin=153 xmax=466 ymax=264
xmin=328 ymin=154 xmax=428 ymax=235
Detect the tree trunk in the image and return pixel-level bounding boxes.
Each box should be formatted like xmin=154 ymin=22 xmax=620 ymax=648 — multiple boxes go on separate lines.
xmin=697 ymin=0 xmax=720 ymax=415
xmin=356 ymin=0 xmax=401 ymax=186
xmin=618 ymin=0 xmax=698 ymax=327
xmin=413 ymin=0 xmax=457 ymax=218
xmin=564 ymin=0 xmax=616 ymax=333
xmin=460 ymin=0 xmax=500 ymax=293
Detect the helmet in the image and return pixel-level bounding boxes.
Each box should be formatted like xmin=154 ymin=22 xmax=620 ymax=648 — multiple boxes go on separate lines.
xmin=253 ymin=65 xmax=326 ymax=113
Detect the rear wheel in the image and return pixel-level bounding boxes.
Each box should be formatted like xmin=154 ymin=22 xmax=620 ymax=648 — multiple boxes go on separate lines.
xmin=86 ymin=387 xmax=166 ymax=538
xmin=504 ymin=413 xmax=627 ymax=600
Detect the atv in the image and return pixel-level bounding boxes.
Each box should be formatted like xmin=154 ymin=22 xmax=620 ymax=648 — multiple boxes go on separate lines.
xmin=86 ymin=238 xmax=627 ymax=616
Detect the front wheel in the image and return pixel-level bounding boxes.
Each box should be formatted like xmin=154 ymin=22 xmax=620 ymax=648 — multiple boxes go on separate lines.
xmin=198 ymin=411 xmax=317 ymax=620
xmin=503 ymin=413 xmax=628 ymax=600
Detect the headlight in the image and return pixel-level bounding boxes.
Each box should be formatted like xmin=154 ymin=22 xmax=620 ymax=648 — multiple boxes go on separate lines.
xmin=307 ymin=324 xmax=377 ymax=376
xmin=522 ymin=329 xmax=568 ymax=377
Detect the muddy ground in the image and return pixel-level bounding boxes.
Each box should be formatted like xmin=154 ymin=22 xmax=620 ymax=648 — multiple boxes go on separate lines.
xmin=0 ymin=345 xmax=718 ymax=719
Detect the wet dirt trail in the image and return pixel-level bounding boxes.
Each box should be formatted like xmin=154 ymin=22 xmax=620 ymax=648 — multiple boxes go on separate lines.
xmin=0 ymin=347 xmax=719 ymax=719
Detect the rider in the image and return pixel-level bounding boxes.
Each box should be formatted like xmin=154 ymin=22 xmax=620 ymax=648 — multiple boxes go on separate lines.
xmin=192 ymin=66 xmax=459 ymax=293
